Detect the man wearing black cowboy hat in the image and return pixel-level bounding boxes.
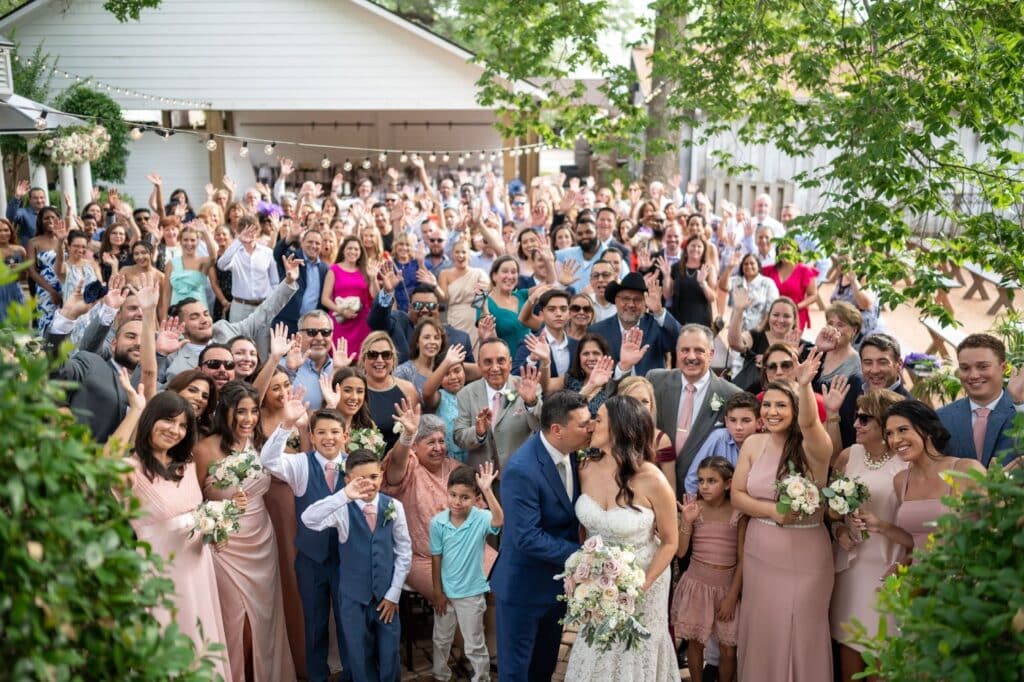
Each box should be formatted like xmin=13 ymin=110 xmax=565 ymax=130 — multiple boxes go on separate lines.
xmin=588 ymin=270 xmax=682 ymax=377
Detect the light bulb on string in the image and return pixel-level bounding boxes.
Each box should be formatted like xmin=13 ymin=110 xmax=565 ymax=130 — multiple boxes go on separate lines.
xmin=343 ymin=159 xmax=353 ymax=172
xmin=489 ymin=151 xmax=497 ymax=163
xmin=399 ymin=151 xmax=408 ymax=163
xmin=129 ymin=126 xmax=144 ymax=140
xmin=321 ymin=154 xmax=331 ymax=169
xmin=457 ymin=154 xmax=465 ymax=165
xmin=205 ymin=134 xmax=218 ymax=152
xmin=264 ymin=141 xmax=277 ymax=156
xmin=161 ymin=130 xmax=173 ymax=141
xmin=362 ymin=157 xmax=372 ymax=170
xmin=378 ymin=151 xmax=387 ymax=163
xmin=239 ymin=141 xmax=249 ymax=157
xmin=441 ymin=153 xmax=450 ymax=163
xmin=428 ymin=152 xmax=437 ymax=163
xmin=478 ymin=150 xmax=486 ymax=161
xmin=34 ymin=110 xmax=48 ymax=130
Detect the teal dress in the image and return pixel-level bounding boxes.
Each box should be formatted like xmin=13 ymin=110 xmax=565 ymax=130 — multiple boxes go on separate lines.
xmin=478 ymin=289 xmax=530 ymax=351
xmin=438 ymin=390 xmax=467 ymax=462
xmin=168 ymin=256 xmax=208 ymax=306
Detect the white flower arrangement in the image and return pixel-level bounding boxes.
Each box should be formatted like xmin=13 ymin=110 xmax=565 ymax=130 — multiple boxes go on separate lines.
xmin=206 ymin=450 xmax=264 ymax=490
xmin=554 ymin=535 xmax=651 ymax=652
xmin=383 ymin=500 xmax=398 ymax=524
xmin=775 ymin=463 xmax=821 ymax=518
xmin=38 ymin=125 xmax=111 ymax=165
xmin=189 ymin=499 xmax=241 ymax=545
xmin=347 ymin=427 xmax=386 ymax=458
xmin=709 ymin=393 xmax=724 ymax=411
xmin=502 ymin=389 xmax=518 ymax=403
xmin=823 ymin=473 xmax=871 ymax=536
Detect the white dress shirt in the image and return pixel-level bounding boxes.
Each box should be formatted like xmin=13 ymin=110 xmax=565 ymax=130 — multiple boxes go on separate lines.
xmin=539 ymin=431 xmax=573 ymax=499
xmin=545 ymin=329 xmax=571 ymax=377
xmin=301 ymin=491 xmax=413 ymax=603
xmin=260 ymin=425 xmax=345 ymax=496
xmin=217 ymin=237 xmax=279 ymax=300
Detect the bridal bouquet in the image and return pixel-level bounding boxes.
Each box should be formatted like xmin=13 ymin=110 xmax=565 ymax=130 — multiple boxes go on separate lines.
xmin=555 ymin=535 xmax=651 ymax=652
xmin=189 ymin=500 xmax=241 ymax=545
xmin=206 ymin=450 xmax=264 ymax=489
xmin=347 ymin=427 xmax=386 ymax=458
xmin=823 ymin=473 xmax=871 ymax=537
xmin=775 ymin=463 xmax=821 ymax=518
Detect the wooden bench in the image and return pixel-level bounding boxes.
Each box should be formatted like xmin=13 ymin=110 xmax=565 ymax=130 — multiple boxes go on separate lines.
xmin=962 ymin=262 xmax=1019 ymax=315
xmin=922 ymin=317 xmax=967 ymax=359
xmin=934 ymin=275 xmax=963 ymax=314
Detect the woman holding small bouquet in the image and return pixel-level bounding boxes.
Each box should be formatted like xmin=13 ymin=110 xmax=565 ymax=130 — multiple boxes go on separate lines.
xmin=194 ymin=381 xmax=296 ymax=682
xmin=732 ymin=350 xmax=835 ymax=681
xmin=565 ymin=395 xmax=679 ymax=681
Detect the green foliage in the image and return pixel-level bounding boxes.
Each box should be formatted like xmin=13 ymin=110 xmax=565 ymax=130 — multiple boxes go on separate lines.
xmin=102 ymin=0 xmax=163 ymax=22
xmin=851 ymin=465 xmax=1024 ymax=680
xmin=53 ymin=85 xmax=129 ymax=182
xmin=0 ymin=263 xmax=217 ymax=679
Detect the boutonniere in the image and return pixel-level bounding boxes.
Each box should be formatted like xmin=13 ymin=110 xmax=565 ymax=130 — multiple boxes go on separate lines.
xmin=383 ymin=500 xmax=398 ymax=523
xmin=502 ymin=389 xmax=518 ymax=403
xmin=574 ymin=447 xmax=603 ymax=461
xmin=709 ymin=393 xmax=724 ymax=411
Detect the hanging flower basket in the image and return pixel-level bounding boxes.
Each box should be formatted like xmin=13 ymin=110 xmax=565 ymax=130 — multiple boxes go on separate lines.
xmin=31 ymin=124 xmax=111 ymax=166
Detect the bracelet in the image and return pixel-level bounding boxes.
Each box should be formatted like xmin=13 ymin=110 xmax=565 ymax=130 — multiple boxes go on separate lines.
xmin=398 ymin=432 xmax=414 ymax=447
xmin=826 ymin=415 xmax=840 ymax=424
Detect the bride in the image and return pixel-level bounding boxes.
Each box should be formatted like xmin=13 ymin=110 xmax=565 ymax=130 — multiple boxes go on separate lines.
xmin=566 ymin=395 xmax=680 ymax=681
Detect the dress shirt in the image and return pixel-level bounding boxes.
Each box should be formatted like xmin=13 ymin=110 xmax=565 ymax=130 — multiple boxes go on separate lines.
xmin=217 ymin=238 xmax=279 ymax=300
xmin=679 ymin=370 xmax=713 ymax=433
xmin=971 ymin=391 xmax=1024 ymax=421
xmin=301 ymin=491 xmax=413 ymax=603
xmin=260 ymin=425 xmax=346 ymax=496
xmin=539 ymin=431 xmax=573 ymax=499
xmin=683 ymin=427 xmax=740 ymax=494
xmin=301 ymin=257 xmax=323 ymax=314
xmin=555 ymin=244 xmax=608 ymax=286
xmin=424 ymin=253 xmax=453 ymax=277
xmin=280 ymin=356 xmax=334 ymax=410
xmin=545 ymin=329 xmax=571 ymax=376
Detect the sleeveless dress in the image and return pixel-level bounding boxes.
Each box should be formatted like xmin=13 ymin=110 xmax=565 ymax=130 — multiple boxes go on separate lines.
xmin=830 ymin=446 xmax=908 ymax=648
xmin=126 ymin=459 xmax=231 ymax=680
xmin=328 ymin=264 xmax=371 ymax=351
xmin=203 ymin=448 xmax=296 ymax=682
xmin=479 ymin=290 xmax=531 ymax=351
xmin=34 ymin=248 xmax=60 ymax=335
xmin=168 ymin=256 xmax=208 ymax=306
xmin=214 ymin=262 xmax=233 ymax=321
xmin=63 ymin=261 xmax=98 ymax=300
xmin=669 ymin=265 xmax=713 ymax=328
xmin=895 ymin=467 xmax=952 ymax=556
xmin=445 ymin=267 xmax=487 ymax=349
xmin=368 ymin=382 xmax=406 ymax=454
xmin=565 ymin=494 xmax=677 ymax=682
xmin=738 ymin=446 xmax=833 ymax=681
xmin=0 ymin=251 xmax=25 ymax=320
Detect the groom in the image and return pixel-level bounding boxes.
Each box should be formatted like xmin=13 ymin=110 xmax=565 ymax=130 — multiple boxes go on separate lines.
xmin=490 ymin=390 xmax=594 ymax=682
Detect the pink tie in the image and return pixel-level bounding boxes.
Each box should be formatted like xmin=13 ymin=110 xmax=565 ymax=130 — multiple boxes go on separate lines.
xmin=362 ymin=503 xmax=377 ymax=534
xmin=973 ymin=407 xmax=990 ymax=460
xmin=324 ymin=462 xmax=337 ymax=492
xmin=490 ymin=391 xmax=502 ymax=431
xmin=675 ymin=384 xmax=697 ymax=453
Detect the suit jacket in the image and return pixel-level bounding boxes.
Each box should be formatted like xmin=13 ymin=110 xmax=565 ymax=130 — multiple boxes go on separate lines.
xmin=588 ymin=311 xmax=682 ymax=377
xmin=648 ymin=369 xmax=742 ymax=492
xmin=489 ymin=432 xmax=580 ymax=606
xmin=366 ymin=296 xmax=474 ymax=365
xmin=512 ymin=329 xmax=578 ymax=377
xmin=272 ymin=239 xmax=329 ymax=326
xmin=453 ymin=377 xmax=542 ymax=469
xmin=53 ymin=351 xmax=129 ymax=443
xmin=937 ymin=392 xmax=1018 ymax=466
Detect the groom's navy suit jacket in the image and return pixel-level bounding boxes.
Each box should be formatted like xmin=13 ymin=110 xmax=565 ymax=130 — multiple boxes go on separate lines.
xmin=490 ymin=432 xmax=581 ymax=606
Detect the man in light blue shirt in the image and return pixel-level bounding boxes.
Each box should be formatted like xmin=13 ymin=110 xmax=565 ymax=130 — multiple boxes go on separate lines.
xmin=555 ymin=213 xmax=607 ymax=286
xmin=279 ymin=310 xmax=336 ymax=409
xmin=682 ymin=392 xmax=761 ymax=495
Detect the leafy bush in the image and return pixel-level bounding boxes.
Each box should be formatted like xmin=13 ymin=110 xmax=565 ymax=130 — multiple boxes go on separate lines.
xmin=0 ymin=265 xmax=217 ymax=679
xmin=854 ymin=464 xmax=1024 ymax=680
xmin=53 ymin=85 xmax=129 ymax=183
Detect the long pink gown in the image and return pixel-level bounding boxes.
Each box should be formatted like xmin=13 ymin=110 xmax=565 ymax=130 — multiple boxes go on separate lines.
xmin=738 ymin=445 xmax=834 ymax=681
xmin=328 ymin=264 xmax=371 ymax=351
xmin=203 ymin=449 xmax=296 ymax=682
xmin=830 ymin=446 xmax=908 ymax=648
xmin=127 ymin=459 xmax=231 ymax=680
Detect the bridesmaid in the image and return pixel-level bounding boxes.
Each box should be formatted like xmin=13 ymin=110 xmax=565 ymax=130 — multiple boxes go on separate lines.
xmin=320 ymin=365 xmax=377 ymax=433
xmin=26 ymin=207 xmax=63 ymax=334
xmin=733 ymin=352 xmax=834 ymax=681
xmin=108 ymin=387 xmax=231 ymax=680
xmin=829 ymin=389 xmax=908 ymax=682
xmin=439 ymin=238 xmax=488 ymax=348
xmin=194 ymin=381 xmax=296 ymax=681
xmin=0 ymin=218 xmax=26 ymax=320
xmin=321 ymin=235 xmax=375 ymax=353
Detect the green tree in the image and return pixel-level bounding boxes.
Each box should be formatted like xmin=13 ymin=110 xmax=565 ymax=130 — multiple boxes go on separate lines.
xmin=2 ymin=39 xmax=56 ymax=190
xmin=54 ymin=85 xmax=130 ymax=182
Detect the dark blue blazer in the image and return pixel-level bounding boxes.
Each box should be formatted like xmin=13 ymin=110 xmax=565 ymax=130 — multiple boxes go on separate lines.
xmin=588 ymin=311 xmax=682 ymax=376
xmin=512 ymin=329 xmax=578 ymax=377
xmin=366 ymin=297 xmax=474 ymax=365
xmin=490 ymin=433 xmax=580 ymax=606
xmin=937 ymin=392 xmax=1018 ymax=466
xmin=273 ymin=239 xmax=329 ymax=326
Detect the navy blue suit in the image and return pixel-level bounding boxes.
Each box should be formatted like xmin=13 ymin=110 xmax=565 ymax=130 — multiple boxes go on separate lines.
xmin=937 ymin=392 xmax=1019 ymax=466
xmin=273 ymin=240 xmax=329 ymax=334
xmin=588 ymin=311 xmax=682 ymax=376
xmin=491 ymin=433 xmax=581 ymax=682
xmin=366 ymin=294 xmax=474 ymax=365
xmin=512 ymin=329 xmax=578 ymax=377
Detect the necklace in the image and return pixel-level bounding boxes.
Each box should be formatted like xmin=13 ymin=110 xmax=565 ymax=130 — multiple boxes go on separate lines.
xmin=863 ymin=447 xmax=893 ymax=470
xmin=685 ymin=266 xmax=699 ymax=277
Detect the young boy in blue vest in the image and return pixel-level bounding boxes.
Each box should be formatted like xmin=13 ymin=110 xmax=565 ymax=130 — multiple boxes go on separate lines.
xmin=261 ymin=407 xmax=352 ymax=682
xmin=430 ymin=463 xmax=503 ymax=682
xmin=302 ymin=448 xmax=413 ymax=682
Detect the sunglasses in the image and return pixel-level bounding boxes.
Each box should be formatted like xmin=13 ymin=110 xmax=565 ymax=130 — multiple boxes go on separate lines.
xmin=570 ymin=304 xmax=592 ymax=313
xmin=512 ymin=201 xmax=526 ymax=207
xmin=411 ymin=302 xmax=439 ymax=311
xmin=855 ymin=413 xmax=876 ymax=426
xmin=765 ymin=361 xmax=794 ymax=372
xmin=365 ymin=350 xmax=394 ymax=361
xmin=301 ymin=328 xmax=332 ymax=337
xmin=201 ymin=359 xmax=235 ymax=370
xmin=428 ymin=238 xmax=445 ymax=244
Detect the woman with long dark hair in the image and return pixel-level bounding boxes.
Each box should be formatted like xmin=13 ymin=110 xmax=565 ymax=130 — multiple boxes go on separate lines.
xmin=320 ymin=365 xmax=377 ymax=433
xmin=732 ymin=352 xmax=834 ymax=680
xmin=164 ymin=369 xmax=217 ymax=436
xmin=393 ymin=318 xmax=447 ymax=396
xmin=566 ymin=395 xmax=679 ymax=679
xmin=26 ymin=206 xmax=64 ymax=334
xmin=321 ymin=234 xmax=374 ymax=352
xmin=666 ymin=235 xmax=717 ymax=328
xmin=193 ymin=381 xmax=295 ymax=682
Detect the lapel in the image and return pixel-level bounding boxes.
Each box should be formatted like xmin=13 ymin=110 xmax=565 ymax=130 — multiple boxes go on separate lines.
xmin=535 ymin=436 xmax=573 ymax=513
xmin=108 ymin=359 xmax=127 ymax=416
xmin=662 ymin=370 xmax=683 ymax=437
xmin=982 ymin=394 xmax=1014 ymax=464
xmin=954 ymin=399 xmax=976 ymax=456
xmin=492 ymin=377 xmax=517 ymax=430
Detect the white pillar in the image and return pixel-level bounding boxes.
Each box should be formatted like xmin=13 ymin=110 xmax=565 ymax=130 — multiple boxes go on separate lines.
xmin=75 ymin=161 xmax=92 ymax=210
xmin=0 ymin=146 xmax=7 ymax=208
xmin=59 ymin=163 xmax=75 ymax=216
xmin=31 ymin=164 xmax=48 ymax=202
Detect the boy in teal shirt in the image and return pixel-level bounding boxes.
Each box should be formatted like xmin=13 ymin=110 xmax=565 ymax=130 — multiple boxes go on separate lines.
xmin=429 ymin=463 xmax=503 ymax=682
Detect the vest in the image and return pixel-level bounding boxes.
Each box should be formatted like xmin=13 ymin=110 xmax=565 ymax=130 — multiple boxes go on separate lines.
xmin=338 ymin=494 xmax=396 ymax=605
xmin=294 ymin=451 xmax=339 ymax=564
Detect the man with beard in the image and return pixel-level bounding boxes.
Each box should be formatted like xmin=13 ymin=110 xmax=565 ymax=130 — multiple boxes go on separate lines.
xmin=281 ymin=310 xmax=347 ymax=410
xmin=197 ymin=343 xmax=236 ymax=390
xmin=554 ymin=213 xmax=607 ymax=285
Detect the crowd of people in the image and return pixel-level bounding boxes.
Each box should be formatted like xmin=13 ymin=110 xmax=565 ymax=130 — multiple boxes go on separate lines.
xmin=5 ymin=159 xmax=1024 ymax=682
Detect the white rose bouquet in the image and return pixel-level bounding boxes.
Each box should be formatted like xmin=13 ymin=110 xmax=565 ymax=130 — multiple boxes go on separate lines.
xmin=775 ymin=463 xmax=821 ymax=518
xmin=206 ymin=450 xmax=264 ymax=490
xmin=347 ymin=427 xmax=386 ymax=458
xmin=554 ymin=535 xmax=651 ymax=652
xmin=189 ymin=500 xmax=242 ymax=545
xmin=823 ymin=473 xmax=871 ymax=536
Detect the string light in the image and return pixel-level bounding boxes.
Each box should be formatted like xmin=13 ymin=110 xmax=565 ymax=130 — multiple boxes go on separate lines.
xmin=205 ymin=134 xmax=217 ymax=151
xmin=34 ymin=110 xmax=48 ymax=130
xmin=343 ymin=159 xmax=353 ymax=172
xmin=441 ymin=153 xmax=450 ymax=162
xmin=429 ymin=152 xmax=437 ymax=162
xmin=362 ymin=157 xmax=372 ymax=170
xmin=399 ymin=151 xmax=408 ymax=163
xmin=478 ymin=150 xmax=486 ymax=161
xmin=239 ymin=141 xmax=249 ymax=157
xmin=264 ymin=142 xmax=277 ymax=156
xmin=129 ymin=126 xmax=144 ymax=140
xmin=320 ymin=154 xmax=331 ymax=169
xmin=378 ymin=151 xmax=387 ymax=163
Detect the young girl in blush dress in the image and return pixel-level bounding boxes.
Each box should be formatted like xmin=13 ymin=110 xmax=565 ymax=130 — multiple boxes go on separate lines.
xmin=670 ymin=456 xmax=747 ymax=682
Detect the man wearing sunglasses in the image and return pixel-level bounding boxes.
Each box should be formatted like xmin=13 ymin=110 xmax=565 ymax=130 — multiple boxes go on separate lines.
xmin=198 ymin=343 xmax=237 ymax=389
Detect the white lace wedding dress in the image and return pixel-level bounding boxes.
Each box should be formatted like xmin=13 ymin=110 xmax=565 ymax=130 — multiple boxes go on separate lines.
xmin=565 ymin=494 xmax=678 ymax=681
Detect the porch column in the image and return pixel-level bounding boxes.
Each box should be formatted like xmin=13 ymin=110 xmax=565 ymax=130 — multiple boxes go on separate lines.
xmin=75 ymin=161 xmax=93 ymax=210
xmin=58 ymin=163 xmax=75 ymax=215
xmin=0 ymin=145 xmax=7 ymax=208
xmin=28 ymin=143 xmax=48 ymax=202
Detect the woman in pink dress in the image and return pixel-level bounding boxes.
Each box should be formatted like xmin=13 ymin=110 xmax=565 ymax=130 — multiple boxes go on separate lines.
xmin=194 ymin=381 xmax=296 ymax=681
xmin=761 ymin=247 xmax=818 ymax=332
xmin=732 ymin=352 xmax=834 ymax=681
xmin=113 ymin=389 xmax=231 ymax=680
xmin=320 ymin=235 xmax=375 ymax=352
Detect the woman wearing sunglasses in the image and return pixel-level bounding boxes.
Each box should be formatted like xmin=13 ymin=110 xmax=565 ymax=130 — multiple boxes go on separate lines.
xmin=360 ymin=331 xmax=419 ymax=453
xmin=757 ymin=343 xmax=827 ymax=423
xmin=566 ymin=293 xmax=596 ymax=340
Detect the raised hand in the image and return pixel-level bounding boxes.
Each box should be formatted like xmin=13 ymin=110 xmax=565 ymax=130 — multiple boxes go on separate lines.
xmin=441 ymin=343 xmax=466 ymax=367
xmin=222 ymin=175 xmax=236 ymax=193
xmin=279 ymin=158 xmax=295 ymax=177
xmin=415 ymin=266 xmax=438 ymax=288
xmin=285 ymin=335 xmax=305 ymax=372
xmin=619 ymin=326 xmax=650 ymax=372
xmin=814 ymin=325 xmax=840 ymax=352
xmin=378 ymin=259 xmax=402 ymax=293
xmin=677 ymin=498 xmax=701 ymax=524
xmin=474 ymin=407 xmax=492 ymax=437
xmin=205 ymin=182 xmax=216 ymax=200
xmin=14 ymin=179 xmax=29 ymax=199
xmin=556 ymin=259 xmax=580 ymax=287
xmin=643 ymin=272 xmax=664 ymax=314
xmin=822 ymin=374 xmax=850 ymax=414
xmin=134 ymin=272 xmax=161 ymax=311
xmin=282 ymin=254 xmax=302 ymax=283
xmin=524 ymin=333 xmax=551 ymax=365
xmin=117 ymin=367 xmax=147 ymax=412
xmin=518 ymin=364 xmax=541 ymax=405
xmin=636 ymin=246 xmax=652 ymax=271
xmin=146 ymin=173 xmax=162 ymax=187
xmin=269 ymin=322 xmax=292 ymax=359
xmin=156 ymin=317 xmax=186 ymax=355
xmin=477 ymin=314 xmax=497 ymax=342
xmin=783 ymin=326 xmax=803 ymax=348
xmin=795 ymin=349 xmax=823 ymax=387
xmin=281 ymin=385 xmax=310 ymax=428
xmin=103 ymin=272 xmax=127 ymax=309
xmin=343 ymin=474 xmax=377 ymax=501
xmin=654 ymin=255 xmax=671 ymax=282
xmin=319 ymin=374 xmax=341 ymax=409
xmin=58 ymin=280 xmax=88 ymax=320
xmin=476 ymin=462 xmax=499 ymax=493
xmin=392 ymin=399 xmax=422 ymax=437
xmin=732 ymin=286 xmax=750 ymax=311
xmin=698 ymin=263 xmax=712 ymax=284
xmin=585 ymin=355 xmax=615 ymax=388
xmin=333 ymin=337 xmax=355 ymax=368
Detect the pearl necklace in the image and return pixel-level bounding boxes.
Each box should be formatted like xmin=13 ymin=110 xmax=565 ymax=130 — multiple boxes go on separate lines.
xmin=863 ymin=447 xmax=893 ymax=470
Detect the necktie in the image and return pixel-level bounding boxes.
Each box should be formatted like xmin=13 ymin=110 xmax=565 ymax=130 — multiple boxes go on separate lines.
xmin=973 ymin=407 xmax=991 ymax=460
xmin=675 ymin=383 xmax=697 ymax=453
xmin=490 ymin=390 xmax=502 ymax=431
xmin=324 ymin=462 xmax=337 ymax=492
xmin=362 ymin=503 xmax=377 ymax=534
xmin=556 ymin=459 xmax=571 ymax=498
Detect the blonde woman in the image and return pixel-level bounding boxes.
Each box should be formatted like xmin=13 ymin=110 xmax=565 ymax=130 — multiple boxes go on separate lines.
xmin=617 ymin=376 xmax=677 ymax=493
xmin=439 ymin=238 xmax=488 ymax=348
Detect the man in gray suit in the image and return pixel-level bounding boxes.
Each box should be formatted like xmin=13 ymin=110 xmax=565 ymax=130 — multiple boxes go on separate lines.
xmin=648 ymin=324 xmax=742 ymax=496
xmin=454 ymin=338 xmax=542 ymax=470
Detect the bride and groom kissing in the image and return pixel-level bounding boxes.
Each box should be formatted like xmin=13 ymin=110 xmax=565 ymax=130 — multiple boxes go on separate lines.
xmin=490 ymin=390 xmax=680 ymax=682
